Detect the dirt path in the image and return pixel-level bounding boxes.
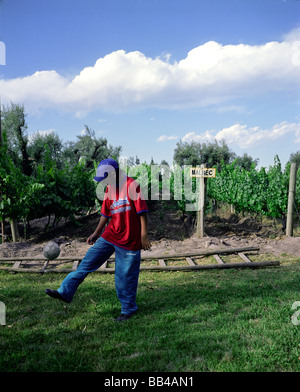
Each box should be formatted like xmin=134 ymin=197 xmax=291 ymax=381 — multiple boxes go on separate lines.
xmin=0 ymin=202 xmax=299 ymax=260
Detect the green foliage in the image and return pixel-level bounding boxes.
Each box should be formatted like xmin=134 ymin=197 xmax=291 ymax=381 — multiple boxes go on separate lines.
xmin=169 ymin=165 xmax=198 ymax=214
xmin=27 ymin=131 xmax=64 ymax=173
xmin=289 ymin=150 xmax=300 ymax=165
xmin=0 ymin=103 xmax=123 ymax=238
xmin=1 ymin=103 xmax=32 ymax=176
xmin=1 ymin=101 xmax=298 ymax=235
xmin=0 ymin=133 xmax=97 ymax=232
xmin=233 ymin=153 xmax=259 ymax=170
xmin=123 ymin=156 xmax=295 ymax=220
xmin=0 ymin=131 xmax=44 ymax=222
xmin=173 ymin=139 xmax=236 ymax=170
xmin=62 ymin=125 xmax=122 ymax=170
xmin=29 ymin=147 xmax=97 ymax=225
xmin=207 ymin=156 xmax=294 ymax=218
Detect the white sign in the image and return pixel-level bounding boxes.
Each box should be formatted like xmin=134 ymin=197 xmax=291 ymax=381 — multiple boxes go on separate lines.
xmin=189 ymin=167 xmax=216 ymax=178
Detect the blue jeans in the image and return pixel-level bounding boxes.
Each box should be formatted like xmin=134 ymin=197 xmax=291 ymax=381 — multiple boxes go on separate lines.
xmin=57 ymin=237 xmax=141 ymax=315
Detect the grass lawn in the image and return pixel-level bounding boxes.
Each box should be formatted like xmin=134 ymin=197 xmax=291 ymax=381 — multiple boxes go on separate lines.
xmin=0 ymin=256 xmax=299 ymax=372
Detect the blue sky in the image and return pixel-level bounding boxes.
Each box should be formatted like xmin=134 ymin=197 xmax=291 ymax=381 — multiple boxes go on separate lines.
xmin=0 ymin=0 xmax=300 ymax=169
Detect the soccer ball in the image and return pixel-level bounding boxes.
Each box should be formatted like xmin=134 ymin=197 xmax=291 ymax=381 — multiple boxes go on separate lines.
xmin=43 ymin=241 xmax=60 ymax=260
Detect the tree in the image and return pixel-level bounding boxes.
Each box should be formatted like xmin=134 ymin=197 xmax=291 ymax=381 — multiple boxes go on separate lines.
xmin=234 ymin=153 xmax=259 ymax=171
xmin=1 ymin=103 xmax=32 ymax=176
xmin=125 ymin=156 xmax=136 ymax=167
xmin=173 ymin=139 xmax=235 ymax=170
xmin=62 ymin=125 xmax=122 ymax=169
xmin=289 ymin=151 xmax=300 ymax=165
xmin=28 ymin=131 xmax=64 ymax=173
xmin=0 ymin=130 xmax=44 ymax=241
xmin=160 ymin=159 xmax=169 ymax=167
xmin=0 ymin=103 xmax=124 ymax=240
xmin=30 ymin=147 xmax=96 ymax=229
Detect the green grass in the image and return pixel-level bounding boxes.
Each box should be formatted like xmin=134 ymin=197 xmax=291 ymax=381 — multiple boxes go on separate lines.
xmin=0 ymin=256 xmax=299 ymax=372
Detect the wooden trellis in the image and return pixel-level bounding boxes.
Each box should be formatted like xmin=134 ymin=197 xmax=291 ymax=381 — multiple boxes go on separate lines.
xmin=0 ymin=246 xmax=279 ymax=273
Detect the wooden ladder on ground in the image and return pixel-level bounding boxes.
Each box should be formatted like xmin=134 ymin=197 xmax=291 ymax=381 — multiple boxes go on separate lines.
xmin=0 ymin=247 xmax=279 ymax=273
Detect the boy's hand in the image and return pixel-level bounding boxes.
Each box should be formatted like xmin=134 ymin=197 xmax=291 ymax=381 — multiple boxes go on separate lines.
xmin=141 ymin=235 xmax=151 ymax=250
xmin=87 ymin=233 xmax=99 ymax=245
xmin=87 ymin=216 xmax=108 ymax=245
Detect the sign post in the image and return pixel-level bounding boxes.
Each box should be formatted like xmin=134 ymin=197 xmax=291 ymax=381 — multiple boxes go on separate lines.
xmin=286 ymin=162 xmax=298 ymax=237
xmin=190 ymin=165 xmax=216 ymax=238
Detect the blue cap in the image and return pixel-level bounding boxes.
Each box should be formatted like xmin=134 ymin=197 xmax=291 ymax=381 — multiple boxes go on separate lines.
xmin=94 ymin=158 xmax=119 ymax=182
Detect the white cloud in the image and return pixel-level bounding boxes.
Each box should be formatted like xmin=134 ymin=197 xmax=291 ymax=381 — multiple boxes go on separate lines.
xmin=35 ymin=129 xmax=56 ymax=136
xmin=75 ymin=110 xmax=88 ymax=118
xmin=157 ymin=134 xmax=178 ymax=142
xmin=1 ymin=28 xmax=300 ymax=112
xmin=0 ymin=71 xmax=68 ymax=106
xmin=182 ymin=130 xmax=215 ymax=143
xmin=181 ymin=121 xmax=300 ymax=148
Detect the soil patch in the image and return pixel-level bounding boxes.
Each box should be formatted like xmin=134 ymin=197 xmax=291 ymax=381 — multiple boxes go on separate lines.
xmin=0 ymin=201 xmax=299 ymax=260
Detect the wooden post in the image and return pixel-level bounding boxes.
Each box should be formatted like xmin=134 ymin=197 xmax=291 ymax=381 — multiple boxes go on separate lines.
xmin=286 ymin=162 xmax=298 ymax=237
xmin=196 ymin=164 xmax=206 ymax=237
xmin=190 ymin=165 xmax=215 ymax=238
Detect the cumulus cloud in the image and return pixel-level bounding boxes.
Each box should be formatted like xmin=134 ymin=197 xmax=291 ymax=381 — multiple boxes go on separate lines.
xmin=1 ymin=28 xmax=300 ymax=112
xmin=157 ymin=134 xmax=178 ymax=142
xmin=181 ymin=130 xmax=216 ymax=144
xmin=181 ymin=121 xmax=300 ymax=148
xmin=0 ymin=71 xmax=68 ymax=106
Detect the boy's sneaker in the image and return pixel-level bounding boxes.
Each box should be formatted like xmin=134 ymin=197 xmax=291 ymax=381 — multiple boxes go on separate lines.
xmin=114 ymin=312 xmax=136 ymax=322
xmin=45 ymin=289 xmax=71 ymax=303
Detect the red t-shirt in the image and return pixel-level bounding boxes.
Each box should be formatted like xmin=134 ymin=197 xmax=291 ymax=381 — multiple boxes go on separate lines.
xmin=100 ymin=176 xmax=148 ymax=250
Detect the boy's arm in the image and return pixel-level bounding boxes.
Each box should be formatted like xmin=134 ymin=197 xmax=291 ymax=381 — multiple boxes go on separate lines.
xmin=139 ymin=212 xmax=151 ymax=250
xmin=87 ymin=215 xmax=109 ymax=245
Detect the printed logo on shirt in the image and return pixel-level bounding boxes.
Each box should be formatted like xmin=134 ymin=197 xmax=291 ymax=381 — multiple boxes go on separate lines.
xmin=110 ymin=197 xmax=131 ymax=215
xmin=110 ymin=206 xmax=131 ymax=215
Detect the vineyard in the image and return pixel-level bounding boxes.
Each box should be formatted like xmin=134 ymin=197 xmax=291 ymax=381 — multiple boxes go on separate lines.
xmin=121 ymin=157 xmax=299 ymax=230
xmin=0 ymin=145 xmax=299 ymax=243
xmin=0 ymin=142 xmax=97 ymax=241
xmin=0 ymin=103 xmax=299 ymax=242
xmin=207 ymin=157 xmax=298 ymax=220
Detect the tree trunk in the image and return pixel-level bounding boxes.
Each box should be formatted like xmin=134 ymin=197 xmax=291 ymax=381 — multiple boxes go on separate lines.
xmin=10 ymin=219 xmax=19 ymax=242
xmin=1 ymin=220 xmax=5 ymax=243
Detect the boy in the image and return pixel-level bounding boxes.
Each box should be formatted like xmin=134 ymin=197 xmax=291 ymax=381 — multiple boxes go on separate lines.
xmin=45 ymin=158 xmax=151 ymax=322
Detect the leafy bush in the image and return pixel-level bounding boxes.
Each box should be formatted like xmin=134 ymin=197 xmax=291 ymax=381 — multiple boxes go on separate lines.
xmin=28 ymin=147 xmax=97 ymax=226
xmin=207 ymin=156 xmax=295 ymax=219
